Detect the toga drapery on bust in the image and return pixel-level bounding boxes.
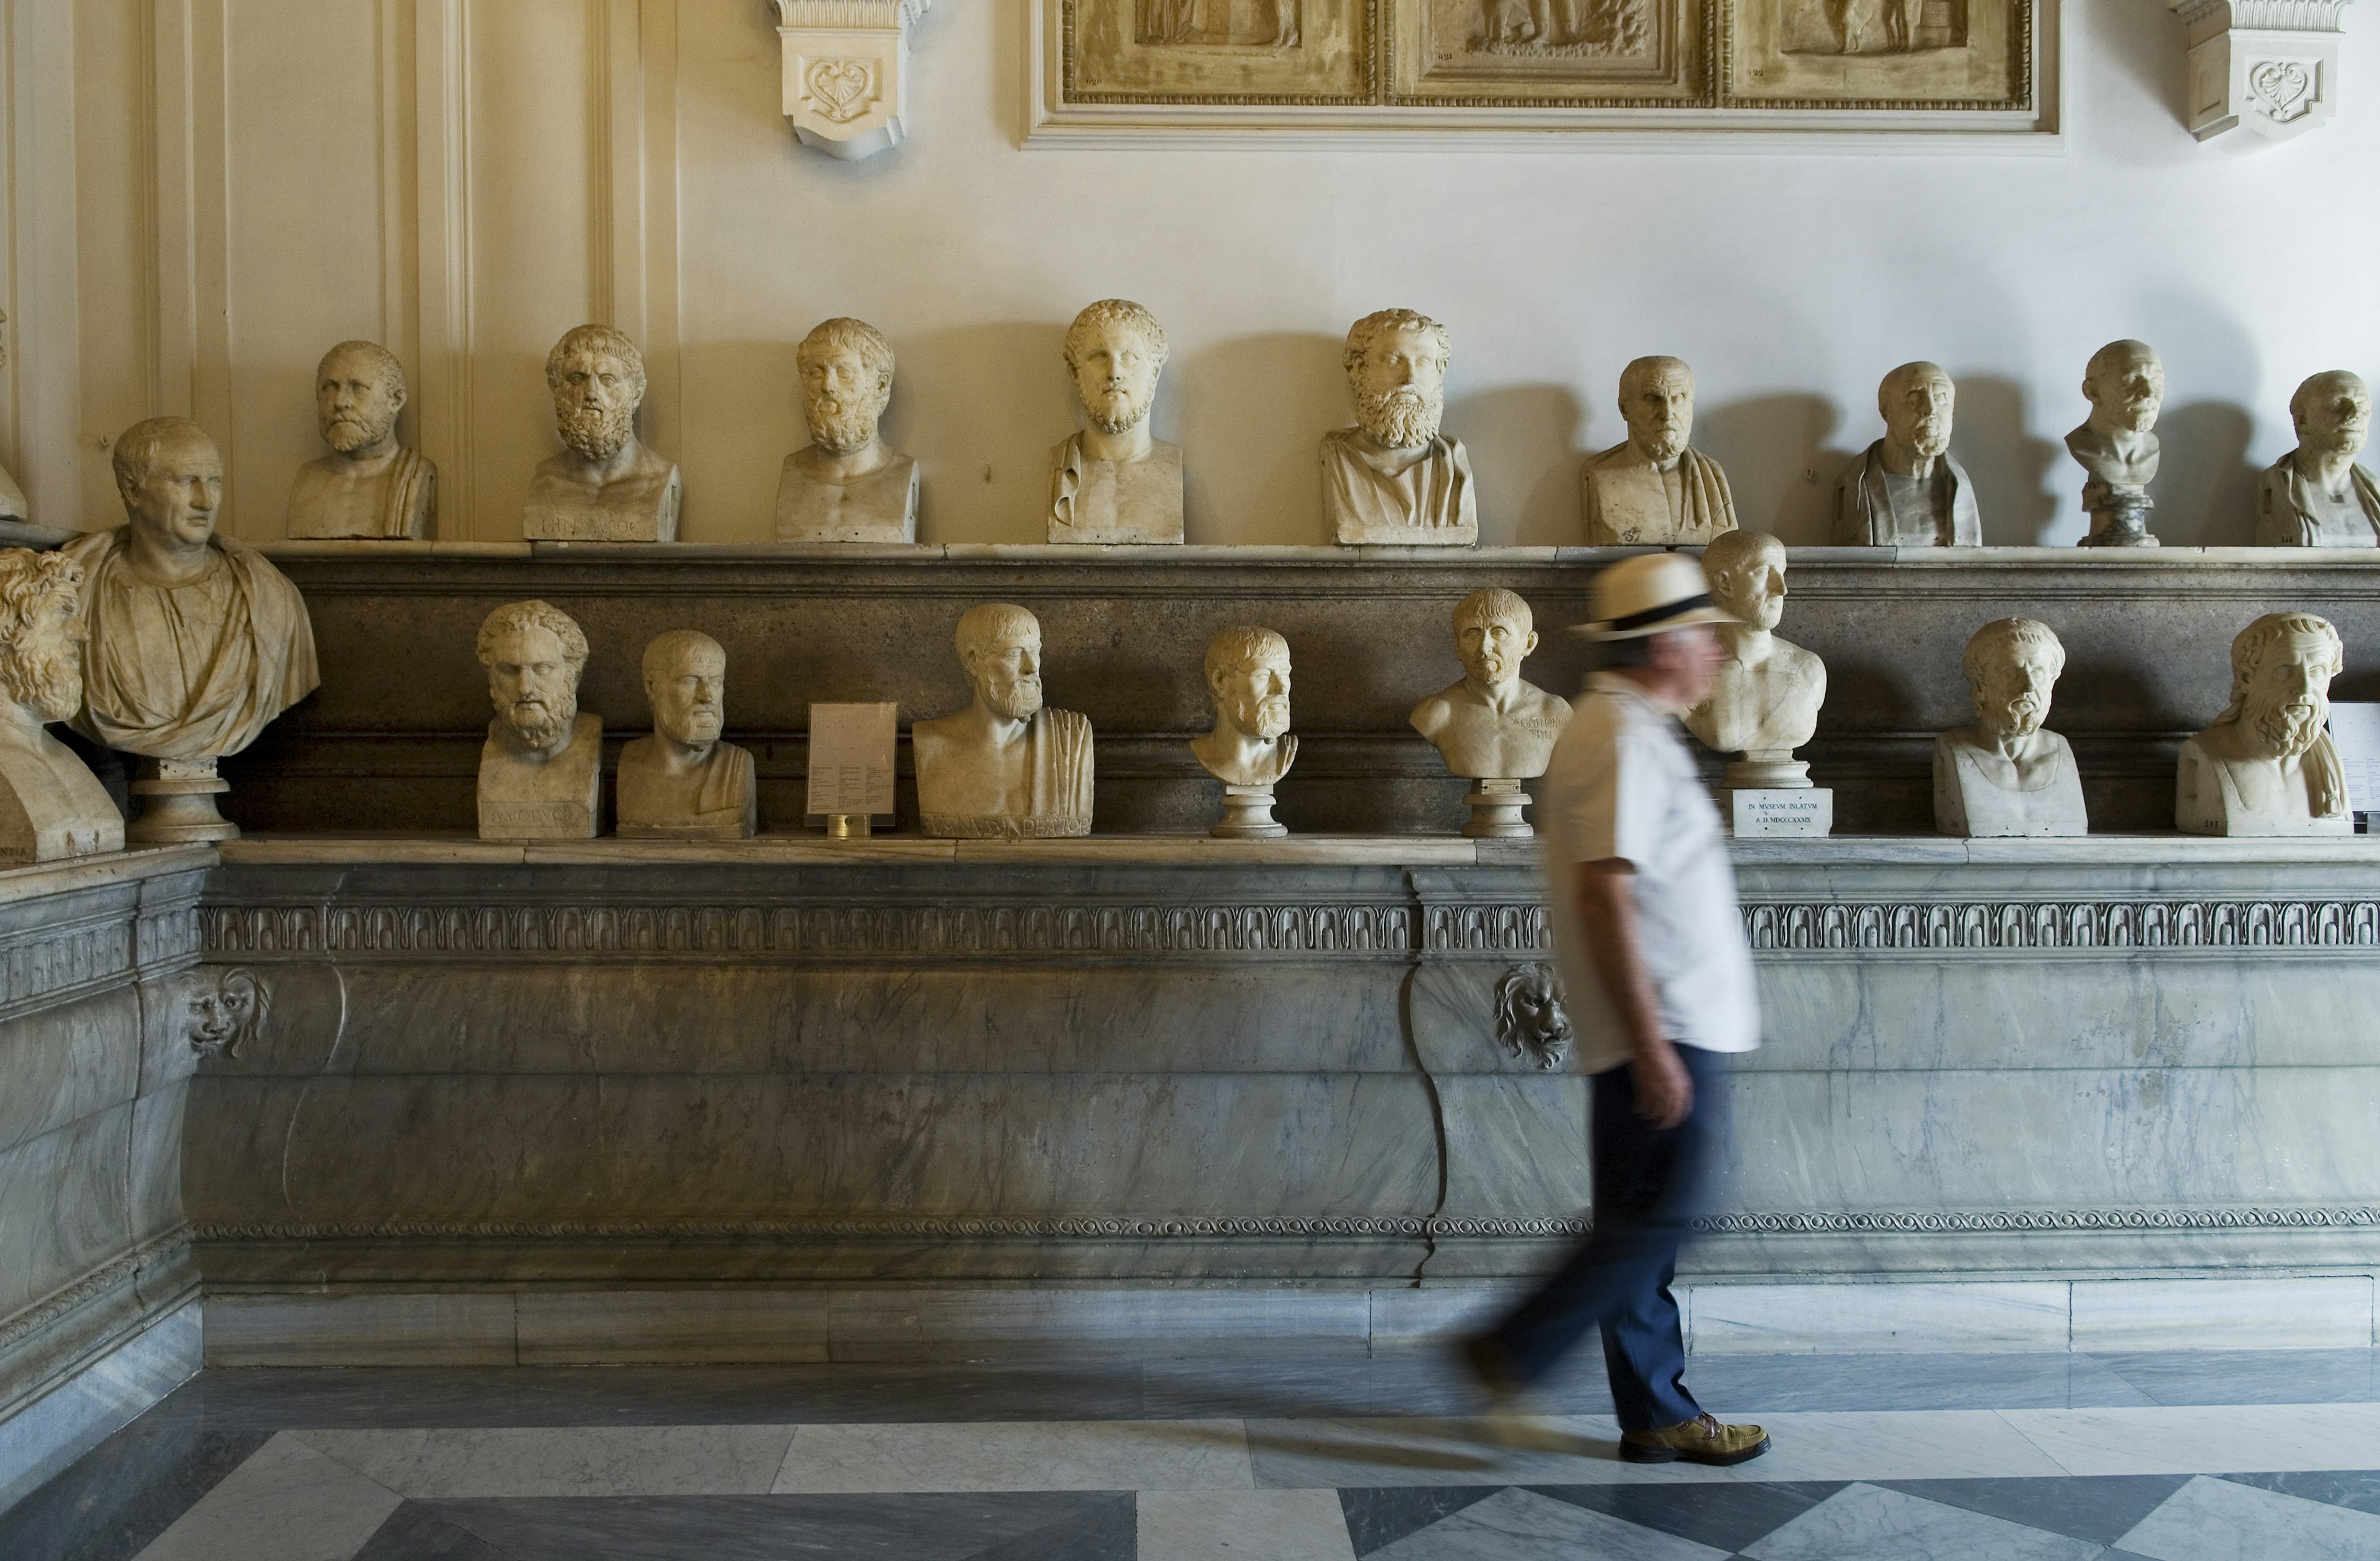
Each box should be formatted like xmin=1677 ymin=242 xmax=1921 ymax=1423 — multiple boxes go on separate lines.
xmin=64 ymin=528 xmax=319 ymax=760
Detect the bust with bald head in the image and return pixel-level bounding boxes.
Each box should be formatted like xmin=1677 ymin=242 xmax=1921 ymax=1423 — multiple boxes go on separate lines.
xmin=777 ymin=317 xmax=918 ymax=544
xmin=524 ymin=323 xmax=682 ymax=542
xmin=288 ymin=340 xmax=437 ymax=539
xmin=1836 ymin=362 xmax=1982 ymax=547
xmin=1683 ymin=531 xmax=1826 ymax=789
xmin=2256 ymin=371 xmax=2379 ymax=547
xmin=617 ymin=630 xmax=756 ymax=838
xmin=912 ymin=604 xmax=1094 ymax=838
xmin=1051 ymin=300 xmax=1183 ymax=544
xmin=1582 ymin=356 xmax=1739 ymax=546
xmin=2067 ymin=339 xmax=2164 ymax=547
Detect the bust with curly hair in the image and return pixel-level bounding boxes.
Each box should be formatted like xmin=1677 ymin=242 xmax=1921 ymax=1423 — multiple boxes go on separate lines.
xmin=524 ymin=323 xmax=682 ymax=542
xmin=475 ymin=599 xmax=602 ymax=840
xmin=0 ymin=547 xmax=124 ymax=861
xmin=1321 ymin=309 xmax=1477 ymax=547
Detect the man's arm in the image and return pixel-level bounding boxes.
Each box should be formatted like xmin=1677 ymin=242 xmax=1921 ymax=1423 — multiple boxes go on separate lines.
xmin=1572 ymin=857 xmax=1693 ymax=1128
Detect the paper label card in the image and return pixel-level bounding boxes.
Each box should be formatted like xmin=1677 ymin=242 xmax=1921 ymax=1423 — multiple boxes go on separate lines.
xmin=2330 ymin=703 xmax=2380 ymax=816
xmin=807 ymin=702 xmax=899 ymax=818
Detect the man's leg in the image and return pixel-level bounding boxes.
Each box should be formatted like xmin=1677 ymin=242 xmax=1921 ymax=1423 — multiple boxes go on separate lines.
xmin=1594 ymin=1045 xmax=1724 ymax=1430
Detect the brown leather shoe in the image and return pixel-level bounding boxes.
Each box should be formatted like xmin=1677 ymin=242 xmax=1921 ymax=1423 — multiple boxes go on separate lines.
xmin=1620 ymin=1412 xmax=1770 ymax=1466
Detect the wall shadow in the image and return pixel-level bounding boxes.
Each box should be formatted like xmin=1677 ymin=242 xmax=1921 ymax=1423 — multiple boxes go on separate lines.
xmin=1181 ymin=330 xmax=1344 ymax=545
xmin=891 ymin=320 xmax=1075 ymax=543
xmin=1444 ymin=382 xmax=1584 ymax=547
xmin=1698 ymin=394 xmax=1843 ymax=545
xmin=1955 ymin=374 xmax=2065 ymax=545
xmin=2155 ymin=400 xmax=2260 ymax=547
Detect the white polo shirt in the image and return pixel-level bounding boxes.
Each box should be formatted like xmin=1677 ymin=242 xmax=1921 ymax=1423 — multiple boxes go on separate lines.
xmin=1538 ymin=672 xmax=1762 ymax=1073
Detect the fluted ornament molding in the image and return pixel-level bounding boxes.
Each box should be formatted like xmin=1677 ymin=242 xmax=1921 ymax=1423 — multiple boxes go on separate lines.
xmin=2170 ymin=0 xmax=2359 ymax=143
xmin=777 ymin=0 xmax=935 ymax=160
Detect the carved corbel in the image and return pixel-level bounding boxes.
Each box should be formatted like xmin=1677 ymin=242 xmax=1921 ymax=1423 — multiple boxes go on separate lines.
xmin=776 ymin=1 xmax=933 ymax=160
xmin=2170 ymin=1 xmax=2358 ymax=144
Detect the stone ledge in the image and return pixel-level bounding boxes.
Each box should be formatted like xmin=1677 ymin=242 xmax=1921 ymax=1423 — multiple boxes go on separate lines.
xmin=0 ymin=846 xmax=216 ymax=910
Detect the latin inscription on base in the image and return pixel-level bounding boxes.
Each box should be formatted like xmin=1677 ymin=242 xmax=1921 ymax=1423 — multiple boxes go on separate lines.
xmin=1730 ymin=787 xmax=1833 ymax=838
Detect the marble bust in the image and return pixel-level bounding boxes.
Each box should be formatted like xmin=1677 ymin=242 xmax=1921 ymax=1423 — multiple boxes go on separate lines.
xmin=64 ymin=418 xmax=319 ymax=842
xmin=2067 ymin=340 xmax=2163 ymax=547
xmin=1050 ymin=300 xmax=1181 ymax=545
xmin=1411 ymin=588 xmax=1572 ymax=839
xmin=0 ymin=548 xmax=125 ymax=861
xmin=1582 ymin=356 xmax=1739 ymax=547
xmin=617 ymin=630 xmax=756 ymax=840
xmin=2255 ymin=371 xmax=2378 ymax=547
xmin=2177 ymin=612 xmax=2351 ymax=836
xmin=912 ymin=604 xmax=1093 ymax=838
xmin=286 ymin=340 xmax=436 ymax=540
xmin=1934 ymin=618 xmax=2087 ymax=838
xmin=476 ymin=600 xmax=602 ymax=840
xmin=1836 ymin=361 xmax=1982 ymax=547
xmin=1192 ymin=625 xmax=1295 ymax=838
xmin=1684 ymin=530 xmax=1826 ymax=789
xmin=523 ymin=324 xmax=681 ymax=542
xmin=775 ymin=317 xmax=917 ymax=544
xmin=1322 ymin=309 xmax=1478 ymax=547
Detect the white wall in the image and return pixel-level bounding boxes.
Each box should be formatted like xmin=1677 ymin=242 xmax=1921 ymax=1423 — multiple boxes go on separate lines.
xmin=19 ymin=0 xmax=2380 ymax=547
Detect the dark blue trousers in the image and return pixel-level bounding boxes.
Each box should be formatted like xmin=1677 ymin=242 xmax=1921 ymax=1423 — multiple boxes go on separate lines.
xmin=1488 ymin=1042 xmax=1726 ymax=1431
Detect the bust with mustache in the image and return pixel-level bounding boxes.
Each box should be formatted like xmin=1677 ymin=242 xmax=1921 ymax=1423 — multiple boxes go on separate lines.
xmin=777 ymin=317 xmax=918 ymax=543
xmin=475 ymin=599 xmax=603 ymax=840
xmin=1836 ymin=361 xmax=1982 ymax=547
xmin=1322 ymin=309 xmax=1478 ymax=547
xmin=1582 ymin=355 xmax=1739 ymax=546
xmin=2068 ymin=339 xmax=2163 ymax=547
xmin=287 ymin=340 xmax=436 ymax=540
xmin=617 ymin=629 xmax=754 ymax=839
xmin=2255 ymin=371 xmax=2379 ymax=548
xmin=1683 ymin=530 xmax=1827 ymax=790
xmin=912 ymin=604 xmax=1093 ymax=838
xmin=2177 ymin=613 xmax=2351 ymax=836
xmin=1934 ymin=618 xmax=2087 ymax=837
xmin=1411 ymin=587 xmax=1572 ymax=785
xmin=1049 ymin=300 xmax=1182 ymax=545
xmin=0 ymin=548 xmax=124 ymax=861
xmin=524 ymin=324 xmax=682 ymax=542
xmin=1192 ymin=625 xmax=1297 ymax=789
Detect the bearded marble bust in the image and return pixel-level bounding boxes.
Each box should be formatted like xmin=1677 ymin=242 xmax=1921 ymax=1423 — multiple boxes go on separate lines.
xmin=1683 ymin=530 xmax=1826 ymax=789
xmin=1049 ymin=300 xmax=1181 ymax=545
xmin=775 ymin=318 xmax=918 ymax=544
xmin=912 ymin=604 xmax=1093 ymax=839
xmin=1322 ymin=310 xmax=1477 ymax=547
xmin=1582 ymin=356 xmax=1739 ymax=547
xmin=475 ymin=600 xmax=602 ymax=840
xmin=287 ymin=340 xmax=436 ymax=540
xmin=1410 ymin=587 xmax=1571 ymax=782
xmin=1836 ymin=361 xmax=1981 ymax=547
xmin=0 ymin=548 xmax=124 ymax=861
xmin=617 ymin=630 xmax=755 ymax=838
xmin=2177 ymin=613 xmax=2351 ymax=836
xmin=1934 ymin=618 xmax=2087 ymax=838
xmin=1192 ymin=625 xmax=1297 ymax=789
xmin=523 ymin=324 xmax=682 ymax=542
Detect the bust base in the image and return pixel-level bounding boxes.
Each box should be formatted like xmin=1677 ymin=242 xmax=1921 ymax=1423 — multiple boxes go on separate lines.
xmin=1723 ymin=757 xmax=1812 ymax=790
xmin=1212 ymin=785 xmax=1287 ymax=840
xmin=128 ymin=759 xmax=237 ymax=845
xmin=1726 ymin=786 xmax=1833 ymax=838
xmin=1461 ymin=779 xmax=1532 ymax=839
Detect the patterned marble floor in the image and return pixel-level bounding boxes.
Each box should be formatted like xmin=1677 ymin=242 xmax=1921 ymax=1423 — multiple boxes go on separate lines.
xmin=6 ymin=1348 xmax=2379 ymax=1559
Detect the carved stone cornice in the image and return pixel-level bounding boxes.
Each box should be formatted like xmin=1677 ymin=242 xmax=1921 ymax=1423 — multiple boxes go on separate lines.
xmin=2169 ymin=0 xmax=2359 ymax=143
xmin=776 ymin=0 xmax=934 ymax=160
xmin=1699 ymin=1204 xmax=2380 ymax=1234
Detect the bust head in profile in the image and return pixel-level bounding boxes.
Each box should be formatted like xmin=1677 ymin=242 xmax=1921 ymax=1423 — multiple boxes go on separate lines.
xmin=2177 ymin=612 xmax=2349 ymax=835
xmin=1683 ymin=530 xmax=1826 ymax=787
xmin=911 ymin=604 xmax=1094 ymax=838
xmin=1049 ymin=300 xmax=1181 ymax=543
xmin=475 ymin=599 xmax=601 ymax=840
xmin=1581 ymin=356 xmax=1739 ymax=546
xmin=524 ymin=323 xmax=681 ymax=542
xmin=1321 ymin=310 xmax=1476 ymax=545
xmin=617 ymin=629 xmax=754 ymax=839
xmin=1934 ymin=618 xmax=2086 ymax=837
xmin=1192 ymin=625 xmax=1297 ymax=789
xmin=1410 ymin=587 xmax=1572 ymax=783
xmin=2257 ymin=371 xmax=2379 ymax=547
xmin=0 ymin=548 xmax=123 ymax=861
xmin=288 ymin=340 xmax=436 ymax=540
xmin=777 ymin=317 xmax=917 ymax=544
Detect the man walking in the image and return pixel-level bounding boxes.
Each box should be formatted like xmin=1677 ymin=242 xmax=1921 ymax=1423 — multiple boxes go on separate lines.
xmin=1463 ymin=552 xmax=1770 ymax=1467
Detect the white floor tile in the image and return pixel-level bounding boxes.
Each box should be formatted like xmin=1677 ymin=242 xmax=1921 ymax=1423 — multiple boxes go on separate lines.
xmin=2118 ymin=1474 xmax=2380 ymax=1560
xmin=1997 ymin=1403 xmax=2380 ymax=1476
xmin=1369 ymin=1487 xmax=1732 ymax=1560
xmin=133 ymin=1434 xmax=401 ymax=1561
xmin=288 ymin=1425 xmax=797 ymax=1497
xmin=772 ymin=1418 xmax=1256 ymax=1493
xmin=1138 ymin=1489 xmax=1359 ymax=1560
xmin=1743 ymin=1482 xmax=2100 ymax=1561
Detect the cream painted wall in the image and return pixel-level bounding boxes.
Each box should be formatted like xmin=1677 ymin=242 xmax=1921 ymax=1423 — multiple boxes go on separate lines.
xmin=21 ymin=1 xmax=2380 ymax=547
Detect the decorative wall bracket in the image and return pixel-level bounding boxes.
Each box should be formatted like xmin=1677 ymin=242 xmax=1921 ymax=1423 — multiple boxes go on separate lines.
xmin=776 ymin=1 xmax=933 ymax=160
xmin=2170 ymin=1 xmax=2357 ymax=144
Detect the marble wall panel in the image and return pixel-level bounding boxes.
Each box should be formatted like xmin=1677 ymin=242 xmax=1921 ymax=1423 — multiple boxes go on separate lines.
xmin=0 ymin=1107 xmax=134 ymax=1321
xmin=0 ymin=989 xmax=140 ymax=1158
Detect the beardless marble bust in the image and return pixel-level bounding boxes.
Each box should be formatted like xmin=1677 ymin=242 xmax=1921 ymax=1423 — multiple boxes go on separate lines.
xmin=1192 ymin=625 xmax=1297 ymax=789
xmin=1409 ymin=587 xmax=1571 ymax=782
xmin=2256 ymin=371 xmax=2379 ymax=548
xmin=1582 ymin=355 xmax=1739 ymax=547
xmin=617 ymin=630 xmax=756 ymax=840
xmin=0 ymin=548 xmax=124 ymax=861
xmin=1934 ymin=618 xmax=2087 ymax=838
xmin=1836 ymin=361 xmax=1982 ymax=547
xmin=1321 ymin=309 xmax=1477 ymax=546
xmin=775 ymin=317 xmax=918 ymax=543
xmin=2067 ymin=339 xmax=2163 ymax=547
xmin=1049 ymin=300 xmax=1182 ymax=545
xmin=912 ymin=604 xmax=1093 ymax=838
xmin=476 ymin=599 xmax=602 ymax=840
xmin=2177 ymin=613 xmax=2351 ymax=836
xmin=524 ymin=324 xmax=682 ymax=542
xmin=287 ymin=340 xmax=436 ymax=540
xmin=1683 ymin=530 xmax=1826 ymax=788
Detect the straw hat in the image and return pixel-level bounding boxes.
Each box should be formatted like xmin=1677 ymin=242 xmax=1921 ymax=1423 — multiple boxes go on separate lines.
xmin=1577 ymin=552 xmax=1739 ymax=640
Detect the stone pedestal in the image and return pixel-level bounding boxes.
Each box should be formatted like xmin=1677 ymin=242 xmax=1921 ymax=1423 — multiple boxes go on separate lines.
xmin=1727 ymin=787 xmax=1833 ymax=837
xmin=2081 ymin=494 xmax=2160 ymax=548
xmin=128 ymin=757 xmax=237 ymax=845
xmin=1461 ymin=779 xmax=1531 ymax=839
xmin=1212 ymin=785 xmax=1285 ymax=839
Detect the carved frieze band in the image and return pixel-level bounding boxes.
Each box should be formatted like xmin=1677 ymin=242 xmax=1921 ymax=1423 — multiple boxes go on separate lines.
xmin=1 ymin=920 xmax=135 ymax=1018
xmin=1698 ymin=1205 xmax=2380 ymax=1234
xmin=1443 ymin=899 xmax=2380 ymax=953
xmin=0 ymin=1231 xmax=194 ymax=1353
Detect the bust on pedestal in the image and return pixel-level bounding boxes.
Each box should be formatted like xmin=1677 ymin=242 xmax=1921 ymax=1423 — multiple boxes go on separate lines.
xmin=1192 ymin=626 xmax=1296 ymax=838
xmin=287 ymin=340 xmax=436 ymax=539
xmin=775 ymin=318 xmax=917 ymax=543
xmin=2256 ymin=371 xmax=2379 ymax=547
xmin=1410 ymin=587 xmax=1571 ymax=838
xmin=1049 ymin=300 xmax=1181 ymax=545
xmin=65 ymin=418 xmax=319 ymax=843
xmin=524 ymin=325 xmax=682 ymax=542
xmin=2067 ymin=340 xmax=2164 ymax=548
xmin=1934 ymin=618 xmax=2087 ymax=837
xmin=912 ymin=604 xmax=1093 ymax=838
xmin=1683 ymin=531 xmax=1830 ymax=836
xmin=1322 ymin=310 xmax=1476 ymax=547
xmin=475 ymin=600 xmax=602 ymax=840
xmin=617 ymin=630 xmax=755 ymax=839
xmin=0 ymin=549 xmax=124 ymax=861
xmin=2177 ymin=612 xmax=2351 ymax=836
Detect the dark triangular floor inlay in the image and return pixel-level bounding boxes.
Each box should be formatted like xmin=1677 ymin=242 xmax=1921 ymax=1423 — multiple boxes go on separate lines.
xmin=1877 ymin=1475 xmax=2192 ymax=1545
xmin=1527 ymin=1480 xmax=1843 ymax=1552
xmin=425 ymin=1492 xmax=1136 ymax=1560
xmin=1338 ymin=1485 xmax=1502 ymax=1555
xmin=351 ymin=1500 xmax=516 ymax=1559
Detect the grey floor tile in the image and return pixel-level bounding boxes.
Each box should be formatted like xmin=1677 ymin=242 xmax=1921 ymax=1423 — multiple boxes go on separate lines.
xmin=2118 ymin=1472 xmax=2380 ymax=1560
xmin=1742 ymin=1482 xmax=2100 ymax=1560
xmin=1338 ymin=1485 xmax=1501 ymax=1554
xmin=2092 ymin=1350 xmax=2380 ymax=1407
xmin=1875 ymin=1475 xmax=2191 ymax=1544
xmin=1527 ymin=1480 xmax=1843 ymax=1552
xmin=350 ymin=1502 xmax=512 ymax=1560
xmin=0 ymin=1391 xmax=271 ymax=1561
xmin=131 ymin=1433 xmax=405 ymax=1561
xmin=425 ymin=1492 xmax=1135 ymax=1560
xmin=1688 ymin=1353 xmax=2157 ymax=1412
xmin=2220 ymin=1468 xmax=2380 ymax=1516
xmin=1370 ymin=1485 xmax=1729 ymax=1560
